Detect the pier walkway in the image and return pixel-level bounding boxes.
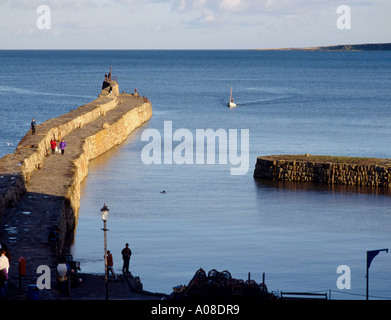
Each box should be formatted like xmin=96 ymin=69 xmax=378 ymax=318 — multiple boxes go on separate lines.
xmin=0 ymin=83 xmax=155 ymax=299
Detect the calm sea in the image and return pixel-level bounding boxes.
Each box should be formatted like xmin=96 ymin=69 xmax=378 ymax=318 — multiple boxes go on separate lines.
xmin=1 ymin=50 xmax=391 ymax=299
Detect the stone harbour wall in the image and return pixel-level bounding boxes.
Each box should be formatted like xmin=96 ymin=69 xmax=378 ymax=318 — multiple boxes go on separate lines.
xmin=0 ymin=81 xmax=153 ymax=254
xmin=0 ymin=91 xmax=118 ymax=220
xmin=254 ymin=156 xmax=391 ymax=188
xmin=66 ymin=101 xmax=153 ymax=236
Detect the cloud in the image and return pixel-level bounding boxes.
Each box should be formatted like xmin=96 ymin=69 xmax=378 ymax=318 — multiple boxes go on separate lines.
xmin=59 ymin=20 xmax=105 ymax=30
xmin=169 ymin=0 xmax=307 ymax=27
xmin=0 ymin=0 xmax=380 ymax=45
xmin=168 ymin=0 xmax=377 ymax=27
xmin=178 ymin=0 xmax=380 ymax=28
xmin=220 ymin=0 xmax=242 ymax=11
xmin=0 ymin=0 xmax=100 ymax=11
xmin=200 ymin=8 xmax=216 ymax=22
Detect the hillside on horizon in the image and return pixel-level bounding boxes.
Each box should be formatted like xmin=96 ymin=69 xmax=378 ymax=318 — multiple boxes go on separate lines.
xmin=253 ymin=42 xmax=391 ymax=51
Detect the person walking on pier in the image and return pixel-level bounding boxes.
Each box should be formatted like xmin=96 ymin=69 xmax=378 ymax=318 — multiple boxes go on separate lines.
xmin=121 ymin=243 xmax=132 ymax=274
xmin=50 ymin=138 xmax=57 ymax=154
xmin=59 ymin=139 xmax=67 ymax=155
xmin=31 ymin=118 xmax=36 ymax=135
xmin=107 ymin=251 xmax=117 ymax=279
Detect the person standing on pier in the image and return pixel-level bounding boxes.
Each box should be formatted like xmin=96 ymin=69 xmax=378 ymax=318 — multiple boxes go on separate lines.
xmin=31 ymin=118 xmax=36 ymax=135
xmin=121 ymin=243 xmax=132 ymax=274
xmin=59 ymin=139 xmax=67 ymax=155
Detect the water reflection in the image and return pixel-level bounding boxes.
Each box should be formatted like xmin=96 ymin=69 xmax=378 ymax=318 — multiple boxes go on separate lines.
xmin=254 ymin=178 xmax=391 ymax=197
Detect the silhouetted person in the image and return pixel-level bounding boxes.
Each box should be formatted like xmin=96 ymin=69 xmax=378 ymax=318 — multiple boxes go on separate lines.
xmin=121 ymin=243 xmax=132 ymax=274
xmin=31 ymin=118 xmax=36 ymax=135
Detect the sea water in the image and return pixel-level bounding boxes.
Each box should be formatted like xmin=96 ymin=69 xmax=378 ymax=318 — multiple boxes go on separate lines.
xmin=1 ymin=50 xmax=391 ymax=299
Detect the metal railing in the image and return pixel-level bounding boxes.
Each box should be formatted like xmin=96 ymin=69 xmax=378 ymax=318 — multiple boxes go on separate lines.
xmin=280 ymin=291 xmax=328 ymax=300
xmin=104 ymin=76 xmax=119 ymax=82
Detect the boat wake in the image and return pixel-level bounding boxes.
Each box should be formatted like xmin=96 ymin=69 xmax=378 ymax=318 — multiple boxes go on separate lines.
xmin=230 ymin=93 xmax=309 ymax=107
xmin=0 ymin=85 xmax=95 ymax=99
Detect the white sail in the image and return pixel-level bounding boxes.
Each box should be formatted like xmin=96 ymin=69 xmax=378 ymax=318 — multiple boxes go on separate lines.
xmin=228 ymin=86 xmax=236 ymax=107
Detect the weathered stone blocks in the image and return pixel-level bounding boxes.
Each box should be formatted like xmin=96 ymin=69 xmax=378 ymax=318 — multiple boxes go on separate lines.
xmin=0 ymin=82 xmax=153 ymax=255
xmin=254 ymin=156 xmax=391 ymax=189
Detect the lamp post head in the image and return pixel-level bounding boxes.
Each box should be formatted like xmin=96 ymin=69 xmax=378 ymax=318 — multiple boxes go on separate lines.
xmin=367 ymin=248 xmax=388 ymax=269
xmin=101 ymin=203 xmax=109 ymax=221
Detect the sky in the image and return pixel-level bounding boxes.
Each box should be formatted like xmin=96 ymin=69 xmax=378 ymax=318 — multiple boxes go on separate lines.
xmin=0 ymin=0 xmax=390 ymax=49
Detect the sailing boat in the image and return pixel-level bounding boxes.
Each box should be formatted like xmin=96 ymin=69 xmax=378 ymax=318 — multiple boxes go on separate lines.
xmin=228 ymin=86 xmax=237 ymax=108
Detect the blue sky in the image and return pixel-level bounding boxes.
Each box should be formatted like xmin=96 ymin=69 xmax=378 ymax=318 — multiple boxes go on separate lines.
xmin=0 ymin=0 xmax=390 ymax=49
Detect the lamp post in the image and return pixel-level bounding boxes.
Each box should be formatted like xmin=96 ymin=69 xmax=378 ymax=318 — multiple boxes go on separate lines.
xmin=101 ymin=204 xmax=109 ymax=300
xmin=366 ymin=248 xmax=388 ymax=300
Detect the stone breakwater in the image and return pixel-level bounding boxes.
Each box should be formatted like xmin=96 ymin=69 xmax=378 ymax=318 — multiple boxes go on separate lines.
xmin=254 ymin=155 xmax=391 ymax=188
xmin=0 ymin=80 xmax=152 ymax=291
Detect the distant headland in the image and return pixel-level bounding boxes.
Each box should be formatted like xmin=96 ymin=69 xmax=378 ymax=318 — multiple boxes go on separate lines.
xmin=252 ymin=42 xmax=391 ymax=51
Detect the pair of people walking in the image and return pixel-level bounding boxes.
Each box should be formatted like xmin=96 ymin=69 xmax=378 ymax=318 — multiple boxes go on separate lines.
xmin=50 ymin=138 xmax=67 ymax=155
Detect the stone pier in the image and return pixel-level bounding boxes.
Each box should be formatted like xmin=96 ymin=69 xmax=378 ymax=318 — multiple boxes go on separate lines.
xmin=0 ymin=80 xmax=153 ymax=294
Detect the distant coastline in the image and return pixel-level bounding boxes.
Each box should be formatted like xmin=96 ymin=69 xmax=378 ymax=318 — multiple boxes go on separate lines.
xmin=252 ymin=42 xmax=391 ymax=51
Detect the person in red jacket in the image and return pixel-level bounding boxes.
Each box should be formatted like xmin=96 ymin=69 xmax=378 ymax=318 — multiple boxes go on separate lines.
xmin=50 ymin=139 xmax=57 ymax=154
xmin=106 ymin=250 xmax=117 ymax=279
